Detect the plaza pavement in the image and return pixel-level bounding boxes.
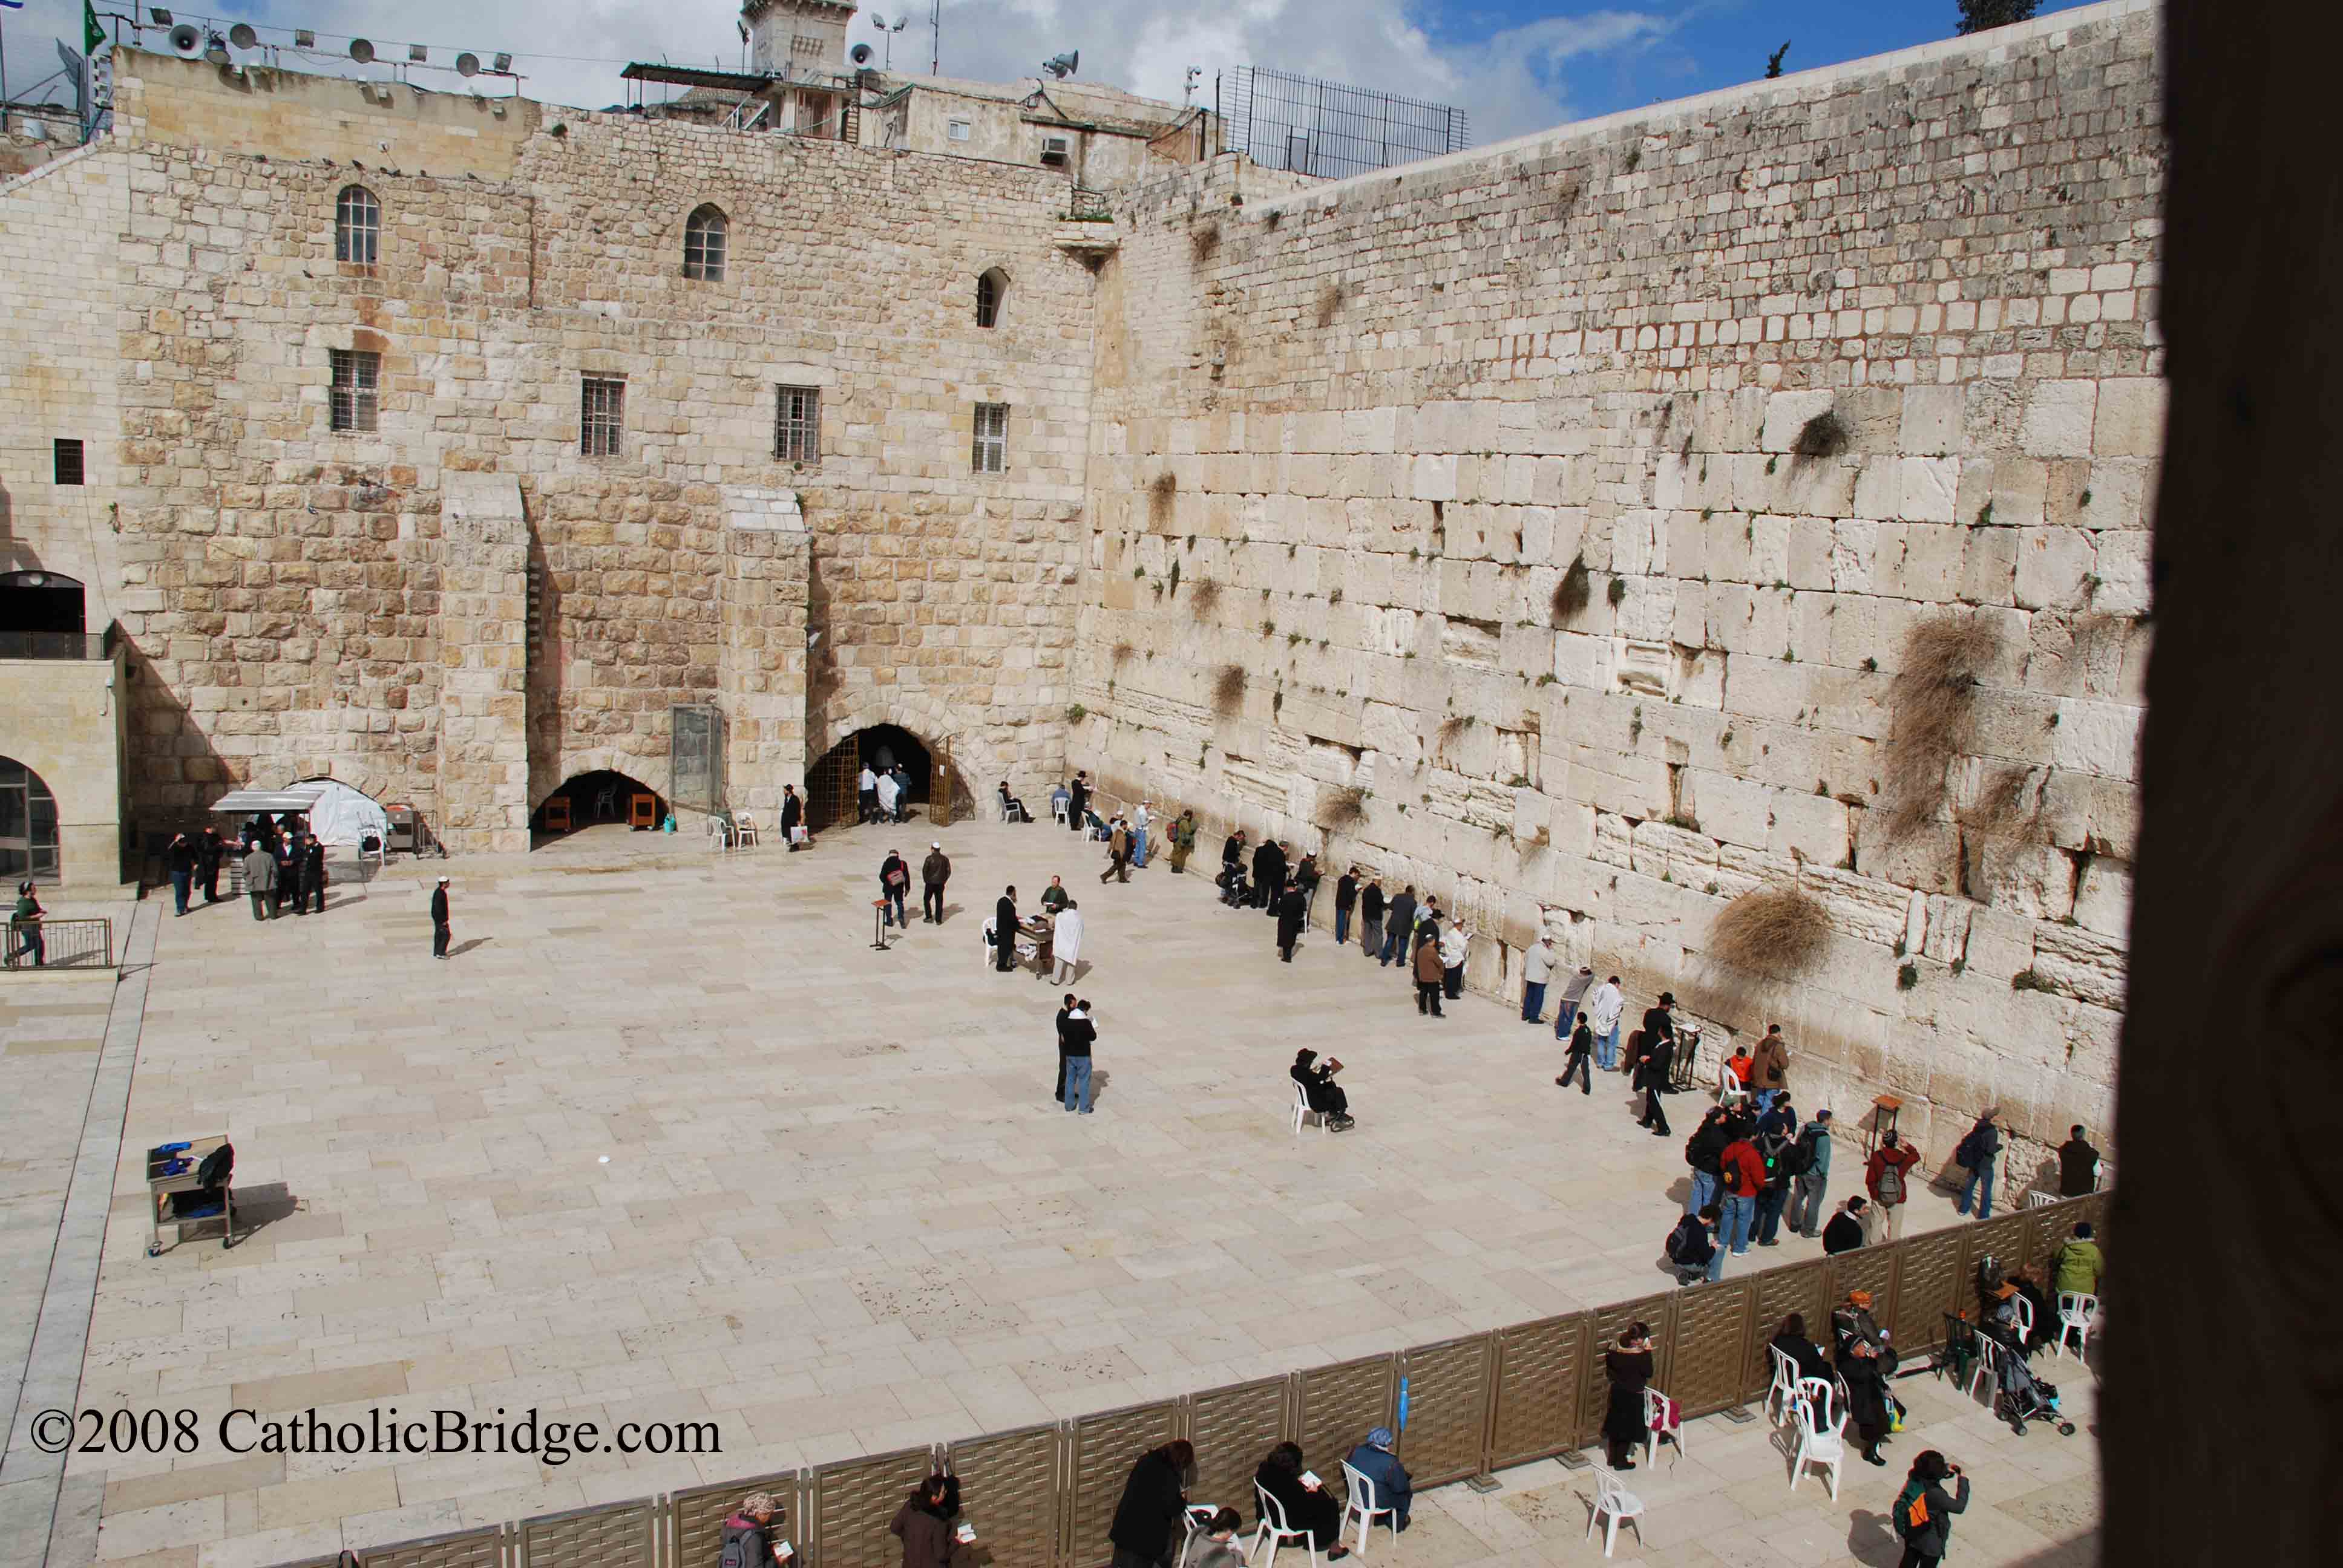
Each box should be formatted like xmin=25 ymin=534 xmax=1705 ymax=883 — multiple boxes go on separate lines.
xmin=11 ymin=817 xmax=2091 ymax=1567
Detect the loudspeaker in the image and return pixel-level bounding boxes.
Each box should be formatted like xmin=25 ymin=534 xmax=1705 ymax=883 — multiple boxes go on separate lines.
xmin=168 ymin=22 xmax=201 ymax=53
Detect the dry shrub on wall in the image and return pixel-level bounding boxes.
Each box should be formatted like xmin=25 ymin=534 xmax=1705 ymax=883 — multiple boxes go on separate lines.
xmin=1958 ymin=762 xmax=2039 ymax=840
xmin=1316 ymin=283 xmax=1344 ymax=327
xmin=1149 ymin=471 xmax=1178 ymax=525
xmin=1708 ymin=885 xmax=1832 ymax=978
xmin=1552 ymin=555 xmax=1592 ymax=624
xmin=1212 ymin=663 xmax=1247 ymax=715
xmin=1188 ymin=579 xmax=1222 ymax=619
xmin=1319 ymin=786 xmax=1366 ymax=831
xmin=1111 ymin=642 xmax=1136 ymax=669
xmin=1794 ymin=409 xmax=1853 ymax=459
xmin=1191 ymin=220 xmax=1222 ymax=264
xmin=1886 ymin=615 xmax=2001 ymax=838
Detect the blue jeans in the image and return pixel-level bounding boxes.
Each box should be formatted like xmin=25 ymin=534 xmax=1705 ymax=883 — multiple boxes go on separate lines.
xmin=1334 ymin=906 xmax=1351 ymax=946
xmin=1754 ymin=1185 xmax=1788 ymax=1244
xmin=1380 ymin=922 xmax=1404 ymax=965
xmin=1062 ymin=1056 xmax=1093 ymax=1112
xmin=1132 ymin=828 xmax=1147 ymax=867
xmin=1754 ymin=1089 xmax=1779 ymax=1116
xmin=885 ymin=888 xmax=906 ymax=927
xmin=1596 ymin=1022 xmax=1621 ymax=1070
xmin=1705 ymin=1246 xmax=1726 ymax=1283
xmin=1720 ymin=1194 xmax=1755 ymax=1253
xmin=172 ymin=871 xmax=191 ymax=915
xmin=1521 ymin=981 xmax=1545 ymax=1022
xmin=1685 ymin=1168 xmax=1719 ymax=1216
xmin=1958 ymin=1156 xmax=1996 ymax=1218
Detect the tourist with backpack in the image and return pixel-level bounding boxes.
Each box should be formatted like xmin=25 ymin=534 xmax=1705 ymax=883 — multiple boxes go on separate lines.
xmin=1752 ymin=1106 xmax=1797 ymax=1247
xmin=1891 ymin=1451 xmax=1970 ymax=1566
xmin=1665 ymin=1203 xmax=1723 ymax=1284
xmin=720 ymin=1491 xmax=789 ymax=1568
xmin=1785 ymin=1109 xmax=1835 ymax=1237
xmin=1682 ymin=1106 xmax=1734 ymax=1215
xmin=1748 ymin=1024 xmax=1791 ymax=1113
xmin=1953 ymin=1108 xmax=2004 ymax=1219
xmin=1866 ymin=1129 xmax=1921 ymax=1241
xmin=1716 ymin=1125 xmax=1766 ymax=1255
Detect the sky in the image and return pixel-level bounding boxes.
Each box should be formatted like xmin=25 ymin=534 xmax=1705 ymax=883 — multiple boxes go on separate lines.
xmin=3 ymin=1 xmax=2105 ymax=145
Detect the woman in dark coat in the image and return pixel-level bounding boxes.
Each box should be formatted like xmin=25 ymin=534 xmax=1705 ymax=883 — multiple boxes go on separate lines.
xmin=1253 ymin=1443 xmax=1345 ymax=1557
xmin=1833 ymin=1290 xmax=1895 ymax=1466
xmin=1769 ymin=1312 xmax=1832 ymax=1386
xmin=1291 ymin=1050 xmax=1354 ymax=1130
xmin=1107 ymin=1440 xmax=1193 ymax=1568
xmin=890 ymin=1474 xmax=963 ymax=1568
xmin=1602 ymin=1322 xmax=1654 ymax=1469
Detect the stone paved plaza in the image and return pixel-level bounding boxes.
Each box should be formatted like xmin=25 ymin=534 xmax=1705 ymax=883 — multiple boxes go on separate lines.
xmin=0 ymin=818 xmax=2094 ymax=1567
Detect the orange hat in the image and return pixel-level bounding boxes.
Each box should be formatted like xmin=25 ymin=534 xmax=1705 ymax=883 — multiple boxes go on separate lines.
xmin=1846 ymin=1289 xmax=1873 ymax=1308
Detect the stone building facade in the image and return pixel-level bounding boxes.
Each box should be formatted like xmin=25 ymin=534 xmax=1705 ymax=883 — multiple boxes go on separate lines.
xmin=0 ymin=2 xmax=2156 ymax=1160
xmin=1075 ymin=0 xmax=2158 ymax=1166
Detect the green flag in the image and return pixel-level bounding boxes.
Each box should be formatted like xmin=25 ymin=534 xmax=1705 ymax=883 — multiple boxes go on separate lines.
xmin=85 ymin=0 xmax=105 ymax=55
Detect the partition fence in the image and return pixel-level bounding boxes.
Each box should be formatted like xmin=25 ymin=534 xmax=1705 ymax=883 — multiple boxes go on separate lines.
xmin=285 ymin=1192 xmax=2107 ymax=1568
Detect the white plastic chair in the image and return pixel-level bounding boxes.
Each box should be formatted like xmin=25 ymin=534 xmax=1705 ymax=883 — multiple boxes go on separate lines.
xmin=1292 ymin=1080 xmax=1328 ymax=1137
xmin=1175 ymin=1506 xmax=1213 ymax=1568
xmin=1641 ymin=1387 xmax=1684 ymax=1465
xmin=1967 ymin=1331 xmax=2006 ymax=1402
xmin=981 ymin=919 xmax=998 ymax=970
xmin=1053 ymin=795 xmax=1070 ymax=825
xmin=1765 ymin=1347 xmax=1801 ymax=1426
xmin=1584 ymin=1463 xmax=1645 ymax=1558
xmin=2054 ymin=1292 xmax=2099 ymax=1359
xmin=2010 ymin=1293 xmax=2036 ymax=1344
xmin=1717 ymin=1062 xmax=1751 ymax=1110
xmin=705 ymin=814 xmax=732 ymax=851
xmin=733 ymin=812 xmax=759 ymax=847
xmin=1338 ymin=1461 xmax=1400 ymax=1558
xmin=1251 ymin=1480 xmax=1319 ymax=1568
xmin=1788 ymin=1380 xmax=1847 ymax=1499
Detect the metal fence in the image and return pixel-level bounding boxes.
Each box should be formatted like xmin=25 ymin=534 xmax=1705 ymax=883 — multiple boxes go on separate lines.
xmin=1217 ymin=65 xmax=1470 ymax=181
xmin=3 ymin=916 xmax=111 ymax=970
xmin=0 ymin=629 xmax=113 ymax=660
xmin=280 ymin=1193 xmax=2106 ymax=1568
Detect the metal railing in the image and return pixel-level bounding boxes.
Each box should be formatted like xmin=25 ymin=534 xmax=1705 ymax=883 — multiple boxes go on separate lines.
xmin=3 ymin=917 xmax=113 ymax=969
xmin=1217 ymin=65 xmax=1470 ymax=181
xmin=0 ymin=627 xmax=113 ymax=660
xmin=272 ymin=1191 xmax=2108 ymax=1568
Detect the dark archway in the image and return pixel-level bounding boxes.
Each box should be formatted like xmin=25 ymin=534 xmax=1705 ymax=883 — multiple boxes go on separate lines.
xmin=0 ymin=756 xmax=61 ymax=882
xmin=531 ymin=769 xmax=666 ymax=838
xmin=0 ymin=570 xmax=86 ymax=641
xmin=805 ymin=725 xmax=935 ymax=830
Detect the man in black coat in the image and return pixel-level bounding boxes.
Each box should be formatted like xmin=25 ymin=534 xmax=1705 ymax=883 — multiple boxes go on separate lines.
xmin=1067 ymin=772 xmax=1089 ymax=834
xmin=198 ymin=826 xmax=226 ymax=903
xmin=430 ymin=875 xmax=451 ymax=958
xmin=1276 ymin=880 xmax=1307 ymax=962
xmin=280 ymin=834 xmax=307 ymax=916
xmin=780 ymin=784 xmax=804 ymax=850
xmin=1251 ymin=839 xmax=1285 ymax=912
xmin=1332 ymin=869 xmax=1358 ymax=946
xmin=1054 ymin=991 xmax=1076 ymax=1102
xmin=300 ymin=834 xmax=326 ymax=915
xmin=1637 ymin=1027 xmax=1677 ymax=1137
xmin=994 ymin=886 xmax=1018 ymax=972
xmin=1382 ymin=886 xmax=1416 ymax=967
xmin=1219 ymin=829 xmax=1247 ymax=904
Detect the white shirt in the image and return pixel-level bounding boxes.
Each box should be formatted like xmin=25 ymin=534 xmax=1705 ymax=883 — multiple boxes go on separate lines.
xmin=859 ymin=767 xmax=877 ymax=791
xmin=1525 ymin=944 xmax=1558 ymax=985
xmin=1135 ymin=805 xmax=1150 ymax=829
xmin=876 ymin=774 xmax=900 ymax=808
xmin=1588 ymin=981 xmax=1625 ymax=1032
xmin=1439 ymin=927 xmax=1468 ymax=967
xmin=1052 ymin=907 xmax=1084 ymax=964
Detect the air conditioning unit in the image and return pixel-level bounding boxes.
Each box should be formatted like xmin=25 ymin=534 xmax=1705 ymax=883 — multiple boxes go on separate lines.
xmin=1040 ymin=136 xmax=1070 ymax=166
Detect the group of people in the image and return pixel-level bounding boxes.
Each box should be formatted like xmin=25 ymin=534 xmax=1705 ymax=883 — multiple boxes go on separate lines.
xmin=858 ymin=761 xmax=920 ymax=824
xmin=157 ymin=819 xmax=330 ymax=922
xmin=1106 ymin=1430 xmax=1413 ymax=1568
xmin=1665 ymin=1091 xmax=1837 ymax=1281
xmin=879 ymin=843 xmax=955 ymax=930
xmin=991 ymin=878 xmax=1086 ymax=984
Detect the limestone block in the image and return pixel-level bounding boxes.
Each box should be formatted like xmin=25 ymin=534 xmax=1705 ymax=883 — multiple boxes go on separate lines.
xmin=2030 ymin=921 xmax=2126 ymax=1010
xmin=2019 ymin=380 xmax=2099 ymax=457
xmin=1412 ymin=454 xmax=1458 ymax=501
xmin=1920 ymin=895 xmax=1973 ymax=967
xmin=1553 ymin=630 xmax=1611 ymax=690
xmin=2072 ymin=854 xmax=2131 ymax=937
xmin=1899 ymin=385 xmax=1963 ymax=455
xmin=2089 ymin=529 xmax=2151 ymax=618
xmin=1964 ymin=836 xmax=2078 ymax=923
xmin=1800 ymin=864 xmax=1910 ymax=946
xmin=1629 ymin=819 xmax=1717 ymax=883
xmin=1899 ymin=457 xmax=1959 ymax=523
xmin=1682 ymin=766 xmax=1771 ymax=849
xmin=1787 ymin=517 xmax=1834 ymax=590
xmin=2050 ymin=697 xmax=2143 ymax=780
xmin=1887 ymin=523 xmax=1964 ymax=601
xmin=1676 ymin=645 xmax=1726 ymax=710
xmin=1852 ymin=459 xmax=1900 ymax=520
xmin=2091 ymin=377 xmax=2166 ymax=457
xmin=1720 ymin=653 xmax=1808 ymax=723
xmin=1760 ymin=389 xmax=1838 ymax=452
xmin=1769 ymin=786 xmax=1849 ymax=864
xmin=1959 ymin=526 xmax=2020 ymax=607
xmin=1964 ymin=905 xmax=2037 ymax=981
xmin=2013 ymin=527 xmax=2095 ymax=610
xmin=1855 ymin=811 xmax=1961 ymax=893
xmin=2067 ymin=455 xmax=2151 ymax=532
xmin=1830 ymin=519 xmax=1878 ymax=593
xmin=1612 ymin=509 xmax=1665 ymax=576
xmin=1671 ymin=581 xmax=1711 ymax=651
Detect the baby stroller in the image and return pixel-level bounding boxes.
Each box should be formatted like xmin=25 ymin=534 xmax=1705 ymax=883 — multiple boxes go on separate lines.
xmin=1218 ymin=867 xmax=1249 ymax=907
xmin=1994 ymin=1344 xmax=2076 ymax=1436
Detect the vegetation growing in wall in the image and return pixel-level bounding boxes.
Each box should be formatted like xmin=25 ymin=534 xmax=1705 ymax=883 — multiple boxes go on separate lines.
xmin=1149 ymin=470 xmax=1178 ymax=525
xmin=1793 ymin=409 xmax=1852 ymax=459
xmin=1886 ymin=614 xmax=2000 ymax=838
xmin=1212 ymin=663 xmax=1247 ymax=714
xmin=1316 ymin=283 xmax=1344 ymax=327
xmin=1708 ymin=884 xmax=1832 ymax=978
xmin=1607 ymin=576 xmax=1628 ymax=607
xmin=1319 ymin=786 xmax=1368 ymax=830
xmin=1188 ymin=579 xmax=1221 ymax=618
xmin=1190 ymin=220 xmax=1222 ymax=263
xmin=1552 ymin=555 xmax=1591 ymax=624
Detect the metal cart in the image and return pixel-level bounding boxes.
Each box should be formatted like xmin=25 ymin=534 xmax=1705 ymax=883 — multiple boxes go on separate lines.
xmin=146 ymin=1135 xmax=235 ymax=1255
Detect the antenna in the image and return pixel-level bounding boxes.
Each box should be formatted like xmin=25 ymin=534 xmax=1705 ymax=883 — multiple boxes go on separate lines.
xmin=931 ymin=0 xmax=940 ymax=76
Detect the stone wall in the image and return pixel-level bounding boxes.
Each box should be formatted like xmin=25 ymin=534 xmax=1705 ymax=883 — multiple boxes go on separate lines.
xmin=0 ymin=50 xmax=1094 ymax=850
xmin=1074 ymin=1 xmax=2160 ymax=1173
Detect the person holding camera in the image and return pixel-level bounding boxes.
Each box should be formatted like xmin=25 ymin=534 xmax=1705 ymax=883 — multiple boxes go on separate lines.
xmin=1291 ymin=1049 xmax=1355 ymax=1131
xmin=1891 ymin=1451 xmax=1970 ymax=1567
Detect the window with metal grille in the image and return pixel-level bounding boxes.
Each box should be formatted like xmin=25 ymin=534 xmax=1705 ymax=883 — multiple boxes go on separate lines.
xmin=795 ymin=93 xmax=831 ymax=137
xmin=51 ymin=439 xmax=84 ymax=486
xmin=335 ymin=185 xmax=381 ymax=265
xmin=774 ymin=385 xmax=821 ymax=464
xmin=975 ymin=269 xmax=1005 ymax=328
xmin=329 ymin=350 xmax=380 ymax=433
xmin=971 ymin=402 xmax=1009 ymax=475
xmin=684 ymin=204 xmax=727 ymax=282
xmin=580 ymin=376 xmax=626 ymax=457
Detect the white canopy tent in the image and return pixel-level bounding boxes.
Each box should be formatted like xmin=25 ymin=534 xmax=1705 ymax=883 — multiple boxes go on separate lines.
xmin=208 ymin=780 xmax=390 ymax=850
xmin=209 ymin=786 xmax=327 ymax=818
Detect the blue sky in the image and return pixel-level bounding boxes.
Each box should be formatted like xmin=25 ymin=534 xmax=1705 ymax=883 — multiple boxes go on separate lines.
xmin=2 ymin=1 xmax=2109 ymax=142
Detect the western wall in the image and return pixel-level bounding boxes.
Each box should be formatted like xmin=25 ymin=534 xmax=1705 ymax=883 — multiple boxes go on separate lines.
xmin=1072 ymin=0 xmax=2160 ymax=1172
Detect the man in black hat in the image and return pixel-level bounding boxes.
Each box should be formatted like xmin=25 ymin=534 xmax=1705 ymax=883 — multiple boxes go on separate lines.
xmin=430 ymin=876 xmax=452 ymax=958
xmin=1636 ymin=992 xmax=1679 ymax=1137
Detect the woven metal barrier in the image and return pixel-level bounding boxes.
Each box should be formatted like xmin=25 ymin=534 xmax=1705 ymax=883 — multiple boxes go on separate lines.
xmin=281 ymin=1197 xmax=2110 ymax=1568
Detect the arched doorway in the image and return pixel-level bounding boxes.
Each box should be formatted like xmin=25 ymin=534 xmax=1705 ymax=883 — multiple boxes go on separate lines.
xmin=531 ymin=769 xmax=667 ymax=838
xmin=0 ymin=756 xmax=61 ymax=881
xmin=807 ymin=725 xmax=954 ymax=830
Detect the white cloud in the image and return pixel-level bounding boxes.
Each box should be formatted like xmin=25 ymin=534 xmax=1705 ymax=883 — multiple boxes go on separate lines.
xmin=2 ymin=1 xmax=1674 ymax=148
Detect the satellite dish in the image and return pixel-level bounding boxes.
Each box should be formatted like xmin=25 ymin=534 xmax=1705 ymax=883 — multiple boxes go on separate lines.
xmin=457 ymin=53 xmax=481 ymax=77
xmin=849 ymin=42 xmax=873 ymax=66
xmin=349 ymin=38 xmax=375 ymax=65
xmin=168 ymin=22 xmax=202 ymax=54
xmin=228 ymin=23 xmax=258 ymax=50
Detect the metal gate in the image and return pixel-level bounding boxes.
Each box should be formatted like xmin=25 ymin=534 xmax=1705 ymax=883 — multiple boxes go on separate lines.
xmin=807 ymin=738 xmax=859 ymax=831
xmin=670 ymin=704 xmax=724 ymax=816
xmin=929 ymin=745 xmax=955 ymax=829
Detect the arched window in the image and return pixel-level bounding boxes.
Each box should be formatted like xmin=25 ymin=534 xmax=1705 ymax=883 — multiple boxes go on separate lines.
xmin=976 ymin=267 xmax=1009 ymax=328
xmin=0 ymin=756 xmax=59 ymax=882
xmin=684 ymin=204 xmax=729 ymax=282
xmin=335 ymin=185 xmax=381 ymax=265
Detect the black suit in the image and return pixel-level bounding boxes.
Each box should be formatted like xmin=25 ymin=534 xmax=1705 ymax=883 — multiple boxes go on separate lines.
xmin=1638 ymin=1034 xmax=1676 ymax=1134
xmin=995 ymin=896 xmax=1018 ymax=970
xmin=430 ymin=886 xmax=451 ymax=957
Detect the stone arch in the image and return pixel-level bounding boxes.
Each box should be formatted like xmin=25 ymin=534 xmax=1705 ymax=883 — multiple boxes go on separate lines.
xmin=975 ymin=266 xmax=1010 ymax=328
xmin=0 ymin=752 xmax=63 ymax=883
xmin=528 ymin=746 xmax=671 ymax=816
xmin=807 ymin=693 xmax=1010 ymax=797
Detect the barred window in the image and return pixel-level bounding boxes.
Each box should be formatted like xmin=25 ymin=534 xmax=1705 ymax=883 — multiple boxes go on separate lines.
xmin=329 ymin=350 xmax=381 ymax=433
xmin=775 ymin=385 xmax=821 ymax=464
xmin=684 ymin=204 xmax=727 ymax=282
xmin=335 ymin=185 xmax=381 ymax=265
xmin=52 ymin=439 xmax=85 ymax=486
xmin=971 ymin=402 xmax=1009 ymax=475
xmin=580 ymin=376 xmax=626 ymax=457
xmin=976 ymin=268 xmax=1007 ymax=328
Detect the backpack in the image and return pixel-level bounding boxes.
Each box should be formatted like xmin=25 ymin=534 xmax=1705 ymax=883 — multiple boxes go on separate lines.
xmin=720 ymin=1530 xmax=748 ymax=1568
xmin=1720 ymin=1157 xmax=1751 ymax=1197
xmin=1758 ymin=1134 xmax=1792 ymax=1186
xmin=1894 ymin=1480 xmax=1931 ymax=1540
xmin=1664 ymin=1214 xmax=1701 ymax=1263
xmin=1781 ymin=1128 xmax=1821 ymax=1177
xmin=1954 ymin=1127 xmax=1982 ymax=1169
